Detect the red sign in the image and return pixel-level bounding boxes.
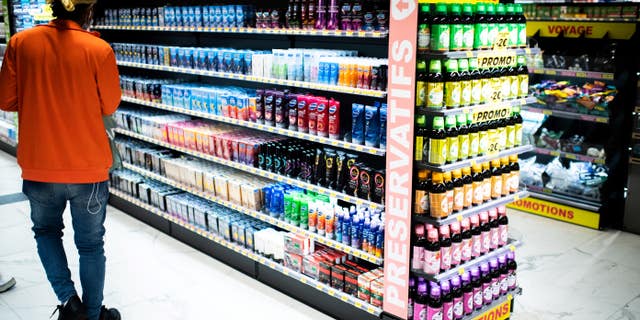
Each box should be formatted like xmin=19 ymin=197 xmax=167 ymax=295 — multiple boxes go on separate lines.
xmin=383 ymin=0 xmax=418 ymax=319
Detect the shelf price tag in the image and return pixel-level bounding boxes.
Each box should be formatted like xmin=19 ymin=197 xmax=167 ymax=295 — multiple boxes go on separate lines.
xmin=472 ymin=103 xmax=511 ymax=124
xmin=492 ymin=31 xmax=511 ymax=50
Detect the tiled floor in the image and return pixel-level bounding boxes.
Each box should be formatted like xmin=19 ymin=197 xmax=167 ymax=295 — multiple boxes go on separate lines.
xmin=0 ymin=150 xmax=639 ymax=320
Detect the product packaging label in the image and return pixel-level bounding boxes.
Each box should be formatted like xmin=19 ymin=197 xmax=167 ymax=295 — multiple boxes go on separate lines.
xmin=462 ymin=238 xmax=472 ymax=261
xmin=429 ymin=138 xmax=448 ymax=165
xmin=428 ymin=306 xmax=444 ymax=320
xmin=427 ymin=83 xmax=445 ymax=108
xmin=441 ymin=246 xmax=452 ymax=270
xmin=424 ymin=250 xmax=441 ymax=275
xmin=443 ymin=301 xmax=454 ymax=320
xmin=472 ymin=234 xmax=482 ymax=257
xmin=445 ymin=82 xmax=462 ymax=108
xmin=464 ymin=292 xmax=474 ymax=314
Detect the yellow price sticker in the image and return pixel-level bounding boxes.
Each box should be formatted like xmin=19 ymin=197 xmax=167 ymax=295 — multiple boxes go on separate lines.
xmin=546 ymin=70 xmax=557 ymax=75
xmin=575 ymin=72 xmax=587 ymax=78
xmin=509 ymin=245 xmax=516 ymax=252
xmin=457 ymin=215 xmax=463 ymax=222
xmin=341 ymin=295 xmax=349 ymax=302
xmin=458 ymin=268 xmax=465 ymax=275
xmin=543 ymin=110 xmax=553 ymax=115
xmin=355 ymin=301 xmax=363 ymax=308
xmin=493 ymin=31 xmax=511 ymax=50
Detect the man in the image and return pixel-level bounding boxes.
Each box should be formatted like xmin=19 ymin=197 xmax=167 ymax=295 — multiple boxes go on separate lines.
xmin=0 ymin=0 xmax=121 ymax=319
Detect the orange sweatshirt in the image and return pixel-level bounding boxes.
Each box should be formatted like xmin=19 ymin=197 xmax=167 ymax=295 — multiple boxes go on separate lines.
xmin=0 ymin=20 xmax=121 ymax=183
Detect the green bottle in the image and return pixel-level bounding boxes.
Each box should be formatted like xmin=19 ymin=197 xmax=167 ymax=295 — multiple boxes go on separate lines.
xmin=459 ymin=58 xmax=471 ymax=107
xmin=486 ymin=3 xmax=498 ymax=48
xmin=427 ymin=60 xmax=445 ymax=109
xmin=468 ymin=113 xmax=480 ymax=158
xmin=418 ymin=4 xmax=431 ymax=51
xmin=449 ymin=4 xmax=464 ymax=51
xmin=445 ymin=115 xmax=459 ymax=164
xmin=416 ymin=59 xmax=428 ymax=107
xmin=462 ymin=4 xmax=475 ymax=51
xmin=457 ymin=114 xmax=470 ymax=160
xmin=415 ymin=115 xmax=427 ymax=162
xmin=496 ymin=4 xmax=509 ymax=45
xmin=469 ymin=58 xmax=482 ymax=105
xmin=428 ymin=116 xmax=448 ymax=165
xmin=431 ymin=4 xmax=450 ymax=52
xmin=515 ymin=4 xmax=527 ymax=47
xmin=444 ymin=59 xmax=461 ymax=109
xmin=506 ymin=4 xmax=518 ymax=48
xmin=474 ymin=3 xmax=489 ymax=50
xmin=517 ymin=56 xmax=529 ymax=98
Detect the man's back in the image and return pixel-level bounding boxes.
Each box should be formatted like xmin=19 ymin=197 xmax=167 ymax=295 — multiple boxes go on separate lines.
xmin=0 ymin=19 xmax=121 ymax=183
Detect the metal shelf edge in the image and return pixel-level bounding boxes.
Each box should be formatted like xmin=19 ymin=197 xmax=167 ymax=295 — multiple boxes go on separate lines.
xmin=527 ymin=190 xmax=601 ymax=212
xmin=418 ymin=145 xmax=535 ymax=172
xmin=413 ymin=191 xmax=530 ymax=226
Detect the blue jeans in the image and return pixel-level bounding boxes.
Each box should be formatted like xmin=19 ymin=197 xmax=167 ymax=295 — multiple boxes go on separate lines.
xmin=23 ymin=180 xmax=109 ymax=320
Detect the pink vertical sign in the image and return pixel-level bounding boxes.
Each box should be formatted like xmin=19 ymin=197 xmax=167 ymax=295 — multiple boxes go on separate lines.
xmin=383 ymin=0 xmax=418 ymax=319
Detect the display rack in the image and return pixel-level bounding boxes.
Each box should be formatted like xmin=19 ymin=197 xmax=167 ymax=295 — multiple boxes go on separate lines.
xmin=97 ymin=1 xmax=531 ymax=319
xmin=510 ymin=3 xmax=639 ymax=229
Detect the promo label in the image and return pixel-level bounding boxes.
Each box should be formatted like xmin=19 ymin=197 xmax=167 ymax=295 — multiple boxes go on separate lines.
xmin=492 ymin=31 xmax=511 ymax=50
xmin=472 ymin=103 xmax=512 ymax=123
xmin=477 ymin=51 xmax=517 ymax=69
xmin=472 ymin=295 xmax=512 ymax=320
xmin=508 ymin=197 xmax=601 ymax=229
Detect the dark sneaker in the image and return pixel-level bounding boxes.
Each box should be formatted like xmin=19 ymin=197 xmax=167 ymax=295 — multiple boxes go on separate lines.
xmin=99 ymin=306 xmax=121 ymax=320
xmin=50 ymin=295 xmax=87 ymax=320
xmin=0 ymin=275 xmax=16 ymax=293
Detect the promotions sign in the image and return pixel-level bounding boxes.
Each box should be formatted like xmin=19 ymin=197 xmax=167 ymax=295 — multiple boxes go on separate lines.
xmin=472 ymin=295 xmax=512 ymax=320
xmin=508 ymin=197 xmax=600 ymax=229
xmin=384 ymin=0 xmax=418 ymax=318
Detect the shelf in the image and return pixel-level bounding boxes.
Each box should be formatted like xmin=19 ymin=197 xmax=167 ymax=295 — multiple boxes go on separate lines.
xmin=533 ymin=147 xmax=606 ymax=164
xmin=632 ymin=133 xmax=640 ymax=140
xmin=122 ymin=162 xmax=383 ymax=265
xmin=522 ymin=105 xmax=609 ymax=123
xmin=419 ymin=97 xmax=536 ymax=117
xmin=420 ymin=47 xmax=541 ymax=59
xmin=116 ymin=61 xmax=387 ymax=98
xmin=411 ymin=239 xmax=521 ymax=281
xmin=529 ymin=68 xmax=614 ymax=80
xmin=413 ymin=191 xmax=530 ymax=226
xmin=121 ymin=96 xmax=386 ymax=156
xmin=93 ymin=25 xmax=388 ymax=39
xmin=114 ymin=128 xmax=383 ymax=210
xmin=417 ymin=145 xmax=534 ymax=172
xmin=109 ymin=189 xmax=383 ymax=317
xmin=630 ymin=157 xmax=640 ymax=165
xmin=528 ymin=17 xmax=640 ymax=23
xmin=525 ymin=185 xmax=602 ymax=211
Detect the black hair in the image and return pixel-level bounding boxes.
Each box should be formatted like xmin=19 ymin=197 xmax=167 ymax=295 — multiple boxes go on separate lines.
xmin=50 ymin=1 xmax=93 ymax=26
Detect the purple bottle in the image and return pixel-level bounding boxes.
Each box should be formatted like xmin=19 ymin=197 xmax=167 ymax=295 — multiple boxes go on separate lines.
xmin=498 ymin=255 xmax=509 ymax=295
xmin=413 ymin=282 xmax=429 ymax=320
xmin=507 ymin=251 xmax=518 ymax=290
xmin=441 ymin=281 xmax=454 ymax=320
xmin=480 ymin=263 xmax=493 ymax=306
xmin=326 ymin=0 xmax=339 ymax=30
xmin=470 ymin=267 xmax=483 ymax=311
xmin=427 ymin=283 xmax=444 ymax=320
xmin=408 ymin=277 xmax=416 ymax=320
xmin=489 ymin=258 xmax=501 ymax=300
xmin=450 ymin=276 xmax=464 ymax=320
xmin=315 ymin=0 xmax=327 ymax=29
xmin=461 ymin=272 xmax=474 ymax=315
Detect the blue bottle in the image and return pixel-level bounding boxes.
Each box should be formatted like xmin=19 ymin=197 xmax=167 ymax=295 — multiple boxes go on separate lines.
xmin=342 ymin=213 xmax=351 ymax=245
xmin=368 ymin=220 xmax=379 ymax=255
xmin=351 ymin=216 xmax=361 ymax=249
xmin=335 ymin=210 xmax=343 ymax=243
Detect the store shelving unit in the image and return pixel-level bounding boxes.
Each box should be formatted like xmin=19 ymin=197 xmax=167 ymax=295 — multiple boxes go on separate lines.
xmin=418 ymin=96 xmax=536 ymax=117
xmin=117 ymin=61 xmax=387 ymax=98
xmin=510 ymin=6 xmax=639 ymax=229
xmin=120 ymin=96 xmax=386 ymax=156
xmin=417 ymin=145 xmax=535 ymax=172
xmin=109 ymin=190 xmax=383 ymax=319
xmin=100 ymin=1 xmax=531 ymax=319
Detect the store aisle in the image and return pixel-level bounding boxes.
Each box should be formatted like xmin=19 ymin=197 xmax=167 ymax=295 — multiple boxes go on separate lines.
xmin=0 ymin=146 xmax=639 ymax=320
